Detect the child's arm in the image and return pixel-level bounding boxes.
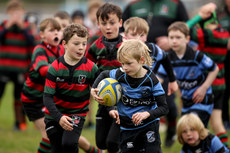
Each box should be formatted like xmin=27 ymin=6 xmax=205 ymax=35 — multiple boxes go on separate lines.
xmin=193 ymin=65 xmax=219 ymax=103
xmin=132 ymin=94 xmax=168 ymax=125
xmin=91 ymin=70 xmax=110 ymax=105
xmin=161 ymin=55 xmax=178 ymax=95
xmin=186 ymin=3 xmax=216 ymax=29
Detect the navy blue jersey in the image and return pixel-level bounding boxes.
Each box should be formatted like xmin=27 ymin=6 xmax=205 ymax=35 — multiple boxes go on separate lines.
xmin=92 ymin=66 xmax=168 ymax=131
xmin=181 ymin=133 xmax=229 ymax=153
xmin=158 ymin=46 xmax=216 ymax=114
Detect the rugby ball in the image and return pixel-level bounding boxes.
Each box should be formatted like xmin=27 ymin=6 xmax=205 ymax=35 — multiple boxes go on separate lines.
xmin=97 ymin=78 xmax=122 ymax=106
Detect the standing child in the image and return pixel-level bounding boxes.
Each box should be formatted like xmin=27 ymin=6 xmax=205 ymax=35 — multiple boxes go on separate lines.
xmin=54 ymin=10 xmax=104 ymax=153
xmin=21 ymin=18 xmax=64 ymax=153
xmin=187 ymin=3 xmax=230 ymax=148
xmin=176 ymin=113 xmax=229 ymax=153
xmin=43 ymin=24 xmax=98 ymax=153
xmin=123 ymin=16 xmax=178 ymax=147
xmin=0 ymin=0 xmax=34 ymax=130
xmin=157 ymin=21 xmax=219 ymax=128
xmin=91 ymin=39 xmax=168 ymax=153
xmin=85 ymin=2 xmax=123 ymax=153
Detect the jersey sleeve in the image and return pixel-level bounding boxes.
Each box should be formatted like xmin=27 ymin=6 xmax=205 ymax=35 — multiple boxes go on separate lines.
xmin=85 ymin=42 xmax=97 ymax=63
xmin=199 ymin=51 xmax=217 ymax=71
xmin=31 ymin=46 xmax=50 ymax=72
xmin=43 ymin=60 xmax=63 ymax=122
xmin=211 ymin=135 xmax=229 ymax=153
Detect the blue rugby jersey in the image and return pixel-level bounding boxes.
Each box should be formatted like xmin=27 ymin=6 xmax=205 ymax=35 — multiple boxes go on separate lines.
xmin=157 ymin=46 xmax=217 ymax=114
xmin=181 ymin=133 xmax=229 ymax=153
xmin=92 ymin=66 xmax=168 ymax=130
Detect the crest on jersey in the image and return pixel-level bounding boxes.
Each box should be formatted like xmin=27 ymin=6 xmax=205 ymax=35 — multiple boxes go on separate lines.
xmin=160 ymin=5 xmax=169 ymax=15
xmin=78 ymin=75 xmax=86 ymax=84
xmin=141 ymin=88 xmax=151 ymax=97
xmin=146 ymin=131 xmax=155 ymax=143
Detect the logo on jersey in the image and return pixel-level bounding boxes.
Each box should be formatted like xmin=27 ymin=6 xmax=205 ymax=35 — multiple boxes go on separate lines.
xmin=127 ymin=142 xmax=134 ymax=149
xmin=146 ymin=131 xmax=155 ymax=143
xmin=78 ymin=75 xmax=86 ymax=84
xmin=56 ymin=77 xmax=65 ymax=82
xmin=141 ymin=88 xmax=151 ymax=97
xmin=195 ymin=148 xmax=202 ymax=153
xmin=160 ymin=5 xmax=169 ymax=15
xmin=71 ymin=115 xmax=81 ymax=127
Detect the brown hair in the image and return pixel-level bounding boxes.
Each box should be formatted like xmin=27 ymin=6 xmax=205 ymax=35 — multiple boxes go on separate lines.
xmin=168 ymin=21 xmax=190 ymax=36
xmin=176 ymin=113 xmax=208 ymax=145
xmin=63 ymin=24 xmax=89 ymax=43
xmin=96 ymin=2 xmax=122 ymax=22
xmin=6 ymin=0 xmax=24 ymax=12
xmin=88 ymin=0 xmax=104 ymax=13
xmin=54 ymin=11 xmax=72 ymax=23
xmin=39 ymin=18 xmax=61 ymax=32
xmin=124 ymin=17 xmax=149 ymax=35
xmin=117 ymin=39 xmax=152 ymax=67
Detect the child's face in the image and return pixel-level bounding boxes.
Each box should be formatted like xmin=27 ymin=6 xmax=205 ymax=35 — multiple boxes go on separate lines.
xmin=54 ymin=17 xmax=71 ymax=38
xmin=97 ymin=13 xmax=122 ymax=39
xmin=7 ymin=9 xmax=25 ymax=21
xmin=125 ymin=30 xmax=147 ymax=42
xmin=168 ymin=30 xmax=189 ymax=53
xmin=181 ymin=125 xmax=200 ymax=147
xmin=40 ymin=24 xmax=62 ymax=47
xmin=121 ymin=56 xmax=144 ymax=78
xmin=63 ymin=34 xmax=87 ymax=62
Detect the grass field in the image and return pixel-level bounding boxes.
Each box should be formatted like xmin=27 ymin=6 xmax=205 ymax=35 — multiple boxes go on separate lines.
xmin=0 ymin=82 xmax=229 ymax=153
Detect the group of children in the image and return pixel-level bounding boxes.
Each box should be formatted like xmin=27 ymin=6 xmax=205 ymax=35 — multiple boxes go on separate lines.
xmin=1 ymin=0 xmax=230 ymax=153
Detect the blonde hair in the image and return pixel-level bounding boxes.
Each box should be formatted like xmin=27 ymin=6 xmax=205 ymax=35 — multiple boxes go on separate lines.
xmin=124 ymin=17 xmax=149 ymax=35
xmin=176 ymin=113 xmax=208 ymax=145
xmin=117 ymin=39 xmax=152 ymax=67
xmin=88 ymin=0 xmax=104 ymax=13
xmin=6 ymin=0 xmax=24 ymax=12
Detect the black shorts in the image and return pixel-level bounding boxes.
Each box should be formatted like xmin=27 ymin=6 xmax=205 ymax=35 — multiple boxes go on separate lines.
xmin=0 ymin=72 xmax=24 ymax=99
xmin=45 ymin=116 xmax=85 ymax=153
xmin=22 ymin=101 xmax=44 ymax=121
xmin=213 ymin=90 xmax=224 ymax=109
xmin=120 ymin=121 xmax=162 ymax=153
xmin=182 ymin=110 xmax=210 ymax=128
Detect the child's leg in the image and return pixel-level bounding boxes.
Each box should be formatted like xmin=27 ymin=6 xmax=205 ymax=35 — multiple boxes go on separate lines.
xmin=210 ymin=109 xmax=229 ymax=148
xmin=210 ymin=91 xmax=229 ymax=148
xmin=45 ymin=120 xmax=63 ymax=153
xmin=34 ymin=118 xmax=51 ymax=153
xmin=78 ymin=136 xmax=104 ymax=153
xmin=13 ymin=74 xmax=27 ymax=131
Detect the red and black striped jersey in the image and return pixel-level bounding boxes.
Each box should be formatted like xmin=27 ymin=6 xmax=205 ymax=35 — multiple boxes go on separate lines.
xmin=191 ymin=26 xmax=230 ymax=91
xmin=85 ymin=35 xmax=123 ymax=72
xmin=21 ymin=41 xmax=65 ymax=103
xmin=0 ymin=20 xmax=34 ymax=73
xmin=43 ymin=56 xmax=98 ymax=121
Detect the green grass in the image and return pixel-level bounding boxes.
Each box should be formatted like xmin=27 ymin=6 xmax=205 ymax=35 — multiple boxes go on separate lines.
xmin=0 ymin=82 xmax=229 ymax=153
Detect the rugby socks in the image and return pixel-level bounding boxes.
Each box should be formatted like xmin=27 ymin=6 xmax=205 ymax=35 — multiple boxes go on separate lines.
xmin=217 ymin=132 xmax=229 ymax=148
xmin=37 ymin=138 xmax=51 ymax=153
xmin=14 ymin=99 xmax=27 ymax=131
xmin=86 ymin=145 xmax=104 ymax=153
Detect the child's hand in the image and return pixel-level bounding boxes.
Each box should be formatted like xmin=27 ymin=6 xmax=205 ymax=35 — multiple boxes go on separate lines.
xmin=198 ymin=2 xmax=216 ymax=19
xmin=109 ymin=110 xmax=120 ymax=124
xmin=59 ymin=116 xmax=73 ymax=131
xmin=91 ymin=88 xmax=105 ymax=105
xmin=192 ymin=86 xmax=206 ymax=103
xmin=132 ymin=112 xmax=150 ymax=125
xmin=168 ymin=81 xmax=178 ymax=95
xmin=156 ymin=36 xmax=170 ymax=51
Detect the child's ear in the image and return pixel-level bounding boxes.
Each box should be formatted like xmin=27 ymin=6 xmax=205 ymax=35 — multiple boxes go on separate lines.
xmin=40 ymin=31 xmax=44 ymax=39
xmin=186 ymin=35 xmax=190 ymax=44
xmin=62 ymin=40 xmax=67 ymax=48
xmin=140 ymin=56 xmax=145 ymax=64
xmin=119 ymin=19 xmax=123 ymax=28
